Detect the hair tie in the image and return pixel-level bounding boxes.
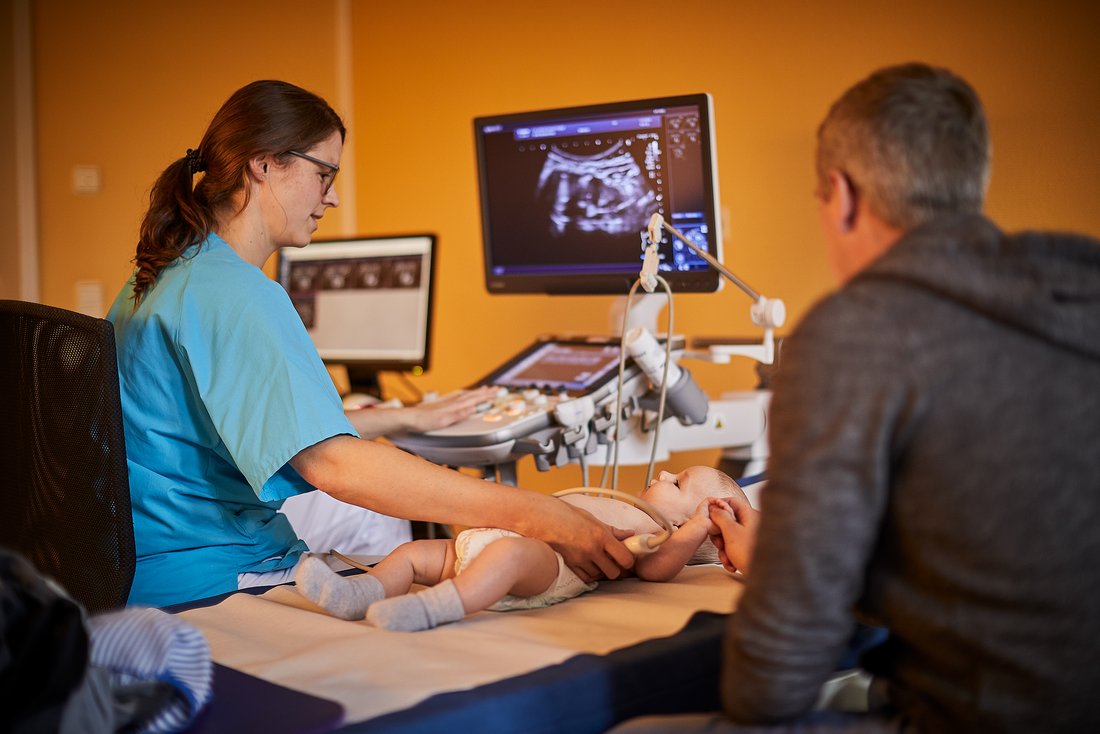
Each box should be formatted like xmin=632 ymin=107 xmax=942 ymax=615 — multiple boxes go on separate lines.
xmin=185 ymin=148 xmax=206 ymax=175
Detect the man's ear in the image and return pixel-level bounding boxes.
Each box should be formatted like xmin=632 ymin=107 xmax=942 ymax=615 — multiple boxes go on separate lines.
xmin=247 ymin=156 xmax=269 ymax=182
xmin=825 ymin=169 xmax=858 ymax=233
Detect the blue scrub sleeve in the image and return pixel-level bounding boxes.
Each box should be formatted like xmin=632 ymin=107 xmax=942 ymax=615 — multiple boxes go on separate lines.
xmin=177 ymin=275 xmax=356 ymax=501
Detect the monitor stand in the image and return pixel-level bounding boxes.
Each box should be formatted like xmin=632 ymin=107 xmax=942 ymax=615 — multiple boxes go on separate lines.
xmin=608 ymin=293 xmax=667 ymax=336
xmin=343 ymin=365 xmax=382 ymax=399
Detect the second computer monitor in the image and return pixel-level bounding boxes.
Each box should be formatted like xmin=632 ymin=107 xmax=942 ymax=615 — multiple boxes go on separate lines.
xmin=474 ymin=93 xmax=722 ymax=295
xmin=276 ymin=234 xmax=436 ymax=391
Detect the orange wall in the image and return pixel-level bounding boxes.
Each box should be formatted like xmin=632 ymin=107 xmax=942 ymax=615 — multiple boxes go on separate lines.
xmin=33 ymin=0 xmax=342 ymax=308
xmin=347 ymin=0 xmax=1100 ymax=490
xmin=33 ymin=0 xmax=1100 ymax=492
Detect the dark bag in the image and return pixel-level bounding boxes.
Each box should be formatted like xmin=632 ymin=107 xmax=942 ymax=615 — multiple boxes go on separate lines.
xmin=0 ymin=548 xmax=90 ymax=734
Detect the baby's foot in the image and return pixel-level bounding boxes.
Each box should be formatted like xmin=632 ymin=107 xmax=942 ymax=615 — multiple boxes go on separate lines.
xmin=366 ymin=579 xmax=465 ymax=631
xmin=295 ymin=554 xmax=384 ymax=620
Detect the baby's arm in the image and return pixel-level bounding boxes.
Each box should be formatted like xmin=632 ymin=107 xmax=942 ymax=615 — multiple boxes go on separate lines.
xmin=633 ymin=499 xmax=720 ymax=581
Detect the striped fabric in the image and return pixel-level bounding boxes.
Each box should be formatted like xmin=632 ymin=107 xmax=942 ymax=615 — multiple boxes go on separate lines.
xmin=87 ymin=607 xmax=213 ymax=734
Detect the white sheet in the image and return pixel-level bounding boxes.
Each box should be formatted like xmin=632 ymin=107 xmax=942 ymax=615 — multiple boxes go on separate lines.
xmin=279 ymin=491 xmax=412 ymax=556
xmin=179 ymin=565 xmax=742 ymax=725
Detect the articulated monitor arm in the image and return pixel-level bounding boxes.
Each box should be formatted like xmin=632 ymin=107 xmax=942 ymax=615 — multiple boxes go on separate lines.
xmin=641 ymin=213 xmax=786 ymax=365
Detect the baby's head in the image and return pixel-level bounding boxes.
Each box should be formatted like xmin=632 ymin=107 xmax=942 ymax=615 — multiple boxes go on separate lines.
xmin=639 ymin=466 xmax=747 ymax=527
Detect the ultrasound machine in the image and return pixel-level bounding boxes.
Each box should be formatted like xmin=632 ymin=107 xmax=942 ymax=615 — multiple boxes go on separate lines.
xmin=279 ymin=94 xmax=783 ymax=488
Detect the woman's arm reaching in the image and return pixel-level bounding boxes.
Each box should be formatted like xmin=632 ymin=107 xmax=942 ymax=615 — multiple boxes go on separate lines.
xmin=290 ymin=435 xmax=635 ymax=582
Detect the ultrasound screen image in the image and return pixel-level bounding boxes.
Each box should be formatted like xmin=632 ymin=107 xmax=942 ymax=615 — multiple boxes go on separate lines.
xmin=536 ymin=140 xmax=657 ymax=238
xmin=481 ymin=129 xmax=662 ymax=273
xmin=476 ymin=97 xmax=718 ymax=293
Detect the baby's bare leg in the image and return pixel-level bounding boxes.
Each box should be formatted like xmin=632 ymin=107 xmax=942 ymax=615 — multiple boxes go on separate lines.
xmin=366 ymin=535 xmax=558 ymax=632
xmin=451 ymin=536 xmax=559 ymax=613
xmin=368 ymin=539 xmax=456 ymax=597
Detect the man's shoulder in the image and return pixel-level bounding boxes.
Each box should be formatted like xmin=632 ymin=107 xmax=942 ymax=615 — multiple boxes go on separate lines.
xmin=777 ymin=280 xmax=925 ymax=386
xmin=793 ymin=284 xmax=901 ymax=344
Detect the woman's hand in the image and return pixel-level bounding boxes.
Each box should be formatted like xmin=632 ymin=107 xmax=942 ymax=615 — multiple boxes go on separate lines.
xmin=345 ymin=386 xmax=497 ymax=438
xmin=403 ymin=387 xmax=498 ymax=433
xmin=529 ymin=503 xmax=636 ymax=583
xmin=708 ymin=496 xmax=760 ymax=575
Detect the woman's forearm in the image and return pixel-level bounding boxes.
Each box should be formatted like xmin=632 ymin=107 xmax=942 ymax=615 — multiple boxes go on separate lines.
xmin=291 ymin=435 xmax=538 ymax=527
xmin=290 ymin=435 xmax=636 ymax=579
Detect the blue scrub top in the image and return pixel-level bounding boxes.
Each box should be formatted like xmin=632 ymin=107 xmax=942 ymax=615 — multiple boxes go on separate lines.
xmin=107 ymin=234 xmax=356 ymax=607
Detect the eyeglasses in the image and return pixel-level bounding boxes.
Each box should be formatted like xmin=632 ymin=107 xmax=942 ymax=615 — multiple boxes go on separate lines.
xmin=287 ymin=150 xmax=340 ymax=196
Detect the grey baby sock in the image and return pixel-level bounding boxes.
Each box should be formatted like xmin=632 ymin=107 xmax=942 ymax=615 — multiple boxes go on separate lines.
xmin=295 ymin=554 xmax=384 ymax=620
xmin=366 ymin=579 xmax=466 ymax=632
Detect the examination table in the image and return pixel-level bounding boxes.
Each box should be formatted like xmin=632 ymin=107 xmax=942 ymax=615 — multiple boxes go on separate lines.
xmin=174 ymin=564 xmax=742 ymax=733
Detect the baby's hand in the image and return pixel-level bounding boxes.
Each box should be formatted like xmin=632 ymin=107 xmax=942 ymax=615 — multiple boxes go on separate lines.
xmin=689 ymin=498 xmax=728 ymax=535
xmin=707 ymin=496 xmax=736 ymax=517
xmin=707 ymin=496 xmax=758 ymax=575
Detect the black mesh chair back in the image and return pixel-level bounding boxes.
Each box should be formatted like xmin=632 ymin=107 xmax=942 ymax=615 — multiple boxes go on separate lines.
xmin=0 ymin=299 xmax=135 ymax=613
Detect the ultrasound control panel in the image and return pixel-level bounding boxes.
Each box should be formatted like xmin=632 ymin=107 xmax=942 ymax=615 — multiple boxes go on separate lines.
xmin=390 ymin=336 xmax=657 ymax=470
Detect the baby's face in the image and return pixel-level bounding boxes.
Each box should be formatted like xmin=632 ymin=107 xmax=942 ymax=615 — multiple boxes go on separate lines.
xmin=640 ymin=466 xmax=735 ymax=525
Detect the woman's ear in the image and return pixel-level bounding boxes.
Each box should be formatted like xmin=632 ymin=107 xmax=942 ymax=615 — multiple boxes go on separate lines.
xmin=247 ymin=156 xmax=269 ymax=182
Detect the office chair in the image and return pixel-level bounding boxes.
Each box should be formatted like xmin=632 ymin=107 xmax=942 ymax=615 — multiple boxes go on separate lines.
xmin=0 ymin=299 xmax=135 ymax=613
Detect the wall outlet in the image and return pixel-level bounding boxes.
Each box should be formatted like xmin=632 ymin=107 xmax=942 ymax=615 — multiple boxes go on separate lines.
xmin=73 ymin=165 xmax=102 ymax=195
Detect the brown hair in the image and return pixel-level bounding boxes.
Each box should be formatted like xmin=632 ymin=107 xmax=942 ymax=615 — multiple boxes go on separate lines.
xmin=131 ymin=80 xmax=345 ymax=303
xmin=816 ymin=63 xmax=990 ymax=230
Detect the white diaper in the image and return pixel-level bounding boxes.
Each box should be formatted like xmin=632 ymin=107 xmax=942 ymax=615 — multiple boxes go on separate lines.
xmin=453 ymin=528 xmax=597 ymax=611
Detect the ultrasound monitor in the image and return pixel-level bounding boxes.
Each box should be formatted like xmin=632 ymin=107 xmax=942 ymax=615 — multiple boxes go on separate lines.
xmin=474 ymin=93 xmax=722 ymax=295
xmin=486 ymin=340 xmax=623 ymax=394
xmin=276 ymin=234 xmax=435 ymax=393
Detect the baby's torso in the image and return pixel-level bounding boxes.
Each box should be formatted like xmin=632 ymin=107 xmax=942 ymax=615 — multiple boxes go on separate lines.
xmin=560 ymin=494 xmax=663 ymax=535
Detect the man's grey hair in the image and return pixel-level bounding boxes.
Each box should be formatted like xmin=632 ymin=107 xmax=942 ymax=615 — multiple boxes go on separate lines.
xmin=816 ymin=63 xmax=991 ymax=230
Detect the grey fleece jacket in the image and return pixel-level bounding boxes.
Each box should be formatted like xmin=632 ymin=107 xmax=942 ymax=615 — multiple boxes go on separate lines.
xmin=721 ymin=214 xmax=1100 ymax=733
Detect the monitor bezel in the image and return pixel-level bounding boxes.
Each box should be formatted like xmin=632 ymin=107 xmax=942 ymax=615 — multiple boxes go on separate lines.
xmin=473 ymin=93 xmax=723 ymax=295
xmin=274 ymin=233 xmax=437 ymax=377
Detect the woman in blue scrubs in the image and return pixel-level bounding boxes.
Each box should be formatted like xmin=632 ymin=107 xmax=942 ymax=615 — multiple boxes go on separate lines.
xmin=107 ymin=80 xmax=633 ymax=607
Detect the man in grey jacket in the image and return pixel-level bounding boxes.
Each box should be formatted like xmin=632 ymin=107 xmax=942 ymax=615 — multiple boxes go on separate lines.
xmin=619 ymin=63 xmax=1100 ymax=732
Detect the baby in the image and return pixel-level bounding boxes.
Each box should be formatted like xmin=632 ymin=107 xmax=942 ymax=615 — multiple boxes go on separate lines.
xmin=295 ymin=465 xmax=751 ymax=631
